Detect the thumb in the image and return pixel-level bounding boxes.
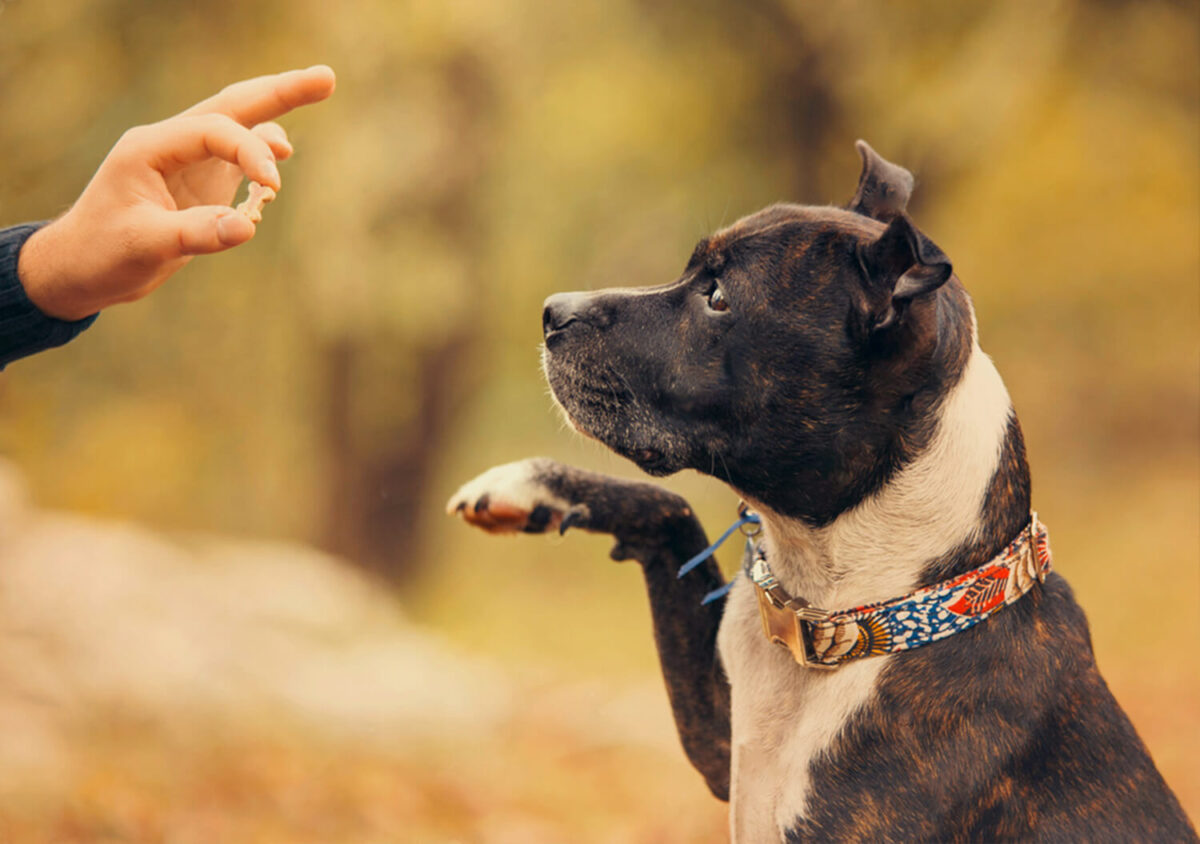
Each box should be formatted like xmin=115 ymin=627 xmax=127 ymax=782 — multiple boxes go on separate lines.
xmin=160 ymin=206 xmax=257 ymax=257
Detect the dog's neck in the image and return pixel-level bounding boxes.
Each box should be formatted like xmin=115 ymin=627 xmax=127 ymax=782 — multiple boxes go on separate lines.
xmin=749 ymin=334 xmax=1020 ymax=612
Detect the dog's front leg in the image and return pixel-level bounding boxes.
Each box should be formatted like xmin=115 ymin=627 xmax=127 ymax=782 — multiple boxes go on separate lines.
xmin=447 ymin=457 xmax=732 ymax=800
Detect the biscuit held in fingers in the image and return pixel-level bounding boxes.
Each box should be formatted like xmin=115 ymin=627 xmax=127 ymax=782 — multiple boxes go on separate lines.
xmin=236 ymin=181 xmax=277 ymax=223
xmin=15 ymin=66 xmax=335 ymax=322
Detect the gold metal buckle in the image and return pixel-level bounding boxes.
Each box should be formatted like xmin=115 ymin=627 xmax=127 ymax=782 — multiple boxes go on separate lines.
xmin=750 ymin=557 xmax=837 ymax=670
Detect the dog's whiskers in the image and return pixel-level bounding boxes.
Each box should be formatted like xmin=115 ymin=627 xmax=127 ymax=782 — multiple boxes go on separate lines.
xmin=715 ymin=449 xmax=735 ymax=486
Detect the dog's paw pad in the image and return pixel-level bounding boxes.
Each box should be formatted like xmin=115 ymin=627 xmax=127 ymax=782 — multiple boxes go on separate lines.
xmin=446 ymin=459 xmax=578 ymax=535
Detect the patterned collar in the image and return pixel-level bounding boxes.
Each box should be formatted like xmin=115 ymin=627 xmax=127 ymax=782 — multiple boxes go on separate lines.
xmin=748 ymin=512 xmax=1052 ymax=669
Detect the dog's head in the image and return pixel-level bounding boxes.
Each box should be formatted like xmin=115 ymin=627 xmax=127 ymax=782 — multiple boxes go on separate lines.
xmin=543 ymin=141 xmax=973 ymax=524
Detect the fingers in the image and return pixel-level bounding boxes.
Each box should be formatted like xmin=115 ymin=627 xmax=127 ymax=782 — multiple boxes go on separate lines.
xmin=182 ymin=65 xmax=336 ymax=127
xmin=252 ymin=121 xmax=293 ymax=161
xmin=127 ymin=113 xmax=282 ymax=189
xmin=152 ymin=205 xmax=257 ymax=257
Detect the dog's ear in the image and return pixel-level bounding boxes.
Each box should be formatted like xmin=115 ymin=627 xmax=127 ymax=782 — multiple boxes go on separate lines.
xmin=857 ymin=214 xmax=952 ymax=331
xmin=848 ymin=140 xmax=913 ymax=223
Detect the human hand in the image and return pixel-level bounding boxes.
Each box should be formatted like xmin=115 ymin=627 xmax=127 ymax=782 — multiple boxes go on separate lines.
xmin=17 ymin=65 xmax=336 ymax=321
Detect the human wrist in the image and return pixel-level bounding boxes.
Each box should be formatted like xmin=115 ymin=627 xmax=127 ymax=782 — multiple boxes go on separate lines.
xmin=0 ymin=223 xmax=98 ymax=368
xmin=15 ymin=218 xmax=97 ymax=322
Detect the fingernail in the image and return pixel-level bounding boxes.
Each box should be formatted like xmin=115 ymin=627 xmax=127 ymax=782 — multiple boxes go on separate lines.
xmin=265 ymin=160 xmax=281 ymax=189
xmin=217 ymin=212 xmax=242 ymax=245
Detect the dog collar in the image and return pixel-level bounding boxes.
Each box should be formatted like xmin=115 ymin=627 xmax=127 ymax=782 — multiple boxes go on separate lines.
xmin=749 ymin=512 xmax=1052 ymax=669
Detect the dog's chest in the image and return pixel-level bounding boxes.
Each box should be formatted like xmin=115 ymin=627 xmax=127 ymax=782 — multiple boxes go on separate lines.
xmin=717 ymin=579 xmax=890 ymax=842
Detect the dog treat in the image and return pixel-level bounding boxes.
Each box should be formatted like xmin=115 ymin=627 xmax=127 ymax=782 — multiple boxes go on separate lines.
xmin=235 ymin=180 xmax=277 ymax=223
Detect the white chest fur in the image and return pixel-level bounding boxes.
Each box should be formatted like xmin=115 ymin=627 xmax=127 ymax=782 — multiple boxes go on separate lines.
xmin=718 ymin=582 xmax=892 ymax=840
xmin=715 ymin=339 xmax=1013 ymax=842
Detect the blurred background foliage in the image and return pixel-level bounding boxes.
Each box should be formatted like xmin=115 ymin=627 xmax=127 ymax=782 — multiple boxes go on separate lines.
xmin=0 ymin=0 xmax=1196 ymax=840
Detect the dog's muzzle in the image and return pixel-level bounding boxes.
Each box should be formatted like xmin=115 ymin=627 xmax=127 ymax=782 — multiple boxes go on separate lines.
xmin=543 ymin=291 xmax=616 ymax=347
xmin=543 ymin=292 xmax=590 ymax=345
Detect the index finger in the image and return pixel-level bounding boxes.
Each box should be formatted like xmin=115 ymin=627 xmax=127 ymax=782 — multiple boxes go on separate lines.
xmin=181 ymin=65 xmax=336 ymax=127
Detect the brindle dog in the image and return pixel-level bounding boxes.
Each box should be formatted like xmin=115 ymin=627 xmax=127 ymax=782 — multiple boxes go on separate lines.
xmin=447 ymin=142 xmax=1195 ymax=842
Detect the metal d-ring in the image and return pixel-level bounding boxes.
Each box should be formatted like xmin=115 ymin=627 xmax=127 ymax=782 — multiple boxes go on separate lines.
xmin=736 ymin=500 xmax=762 ymax=538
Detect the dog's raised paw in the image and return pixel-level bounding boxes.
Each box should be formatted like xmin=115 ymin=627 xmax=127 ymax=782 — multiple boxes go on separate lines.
xmin=445 ymin=459 xmax=583 ymax=534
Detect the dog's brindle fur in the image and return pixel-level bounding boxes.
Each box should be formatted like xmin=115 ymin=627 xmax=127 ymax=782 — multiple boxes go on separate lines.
xmin=448 ymin=143 xmax=1195 ymax=841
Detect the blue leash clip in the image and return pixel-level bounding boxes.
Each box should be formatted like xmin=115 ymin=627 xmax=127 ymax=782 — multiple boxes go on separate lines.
xmin=676 ymin=503 xmax=761 ymax=605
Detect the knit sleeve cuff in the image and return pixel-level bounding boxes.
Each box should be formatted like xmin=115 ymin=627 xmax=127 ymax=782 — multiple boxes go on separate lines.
xmin=0 ymin=223 xmax=98 ymax=369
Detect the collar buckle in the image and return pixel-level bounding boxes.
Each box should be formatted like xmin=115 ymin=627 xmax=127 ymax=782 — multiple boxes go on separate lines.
xmin=750 ymin=556 xmax=838 ymax=670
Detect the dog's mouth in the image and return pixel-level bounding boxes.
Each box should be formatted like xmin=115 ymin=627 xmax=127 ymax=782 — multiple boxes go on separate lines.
xmin=543 ymin=346 xmax=630 ymax=411
xmin=630 ymin=447 xmax=669 ymax=472
xmin=544 ymin=365 xmax=627 ymax=439
xmin=543 ymin=347 xmax=680 ymax=475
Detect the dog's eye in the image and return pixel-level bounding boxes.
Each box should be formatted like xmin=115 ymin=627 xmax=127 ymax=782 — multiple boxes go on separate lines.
xmin=707 ymin=285 xmax=729 ymax=312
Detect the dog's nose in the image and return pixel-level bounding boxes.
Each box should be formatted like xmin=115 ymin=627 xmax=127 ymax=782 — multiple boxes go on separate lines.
xmin=542 ymin=292 xmax=589 ymax=339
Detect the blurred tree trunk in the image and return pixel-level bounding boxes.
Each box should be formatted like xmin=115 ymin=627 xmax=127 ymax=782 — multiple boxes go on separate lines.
xmin=641 ymin=0 xmax=845 ymax=200
xmin=319 ymin=51 xmax=492 ymax=584
xmin=321 ymin=327 xmax=476 ymax=583
xmin=740 ymin=0 xmax=846 ymax=201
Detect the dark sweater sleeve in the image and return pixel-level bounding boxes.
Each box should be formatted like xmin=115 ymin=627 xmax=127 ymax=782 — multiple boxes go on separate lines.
xmin=0 ymin=223 xmax=98 ymax=369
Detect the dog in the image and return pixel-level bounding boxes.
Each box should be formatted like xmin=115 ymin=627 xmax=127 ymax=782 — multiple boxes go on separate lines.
xmin=447 ymin=141 xmax=1196 ymax=842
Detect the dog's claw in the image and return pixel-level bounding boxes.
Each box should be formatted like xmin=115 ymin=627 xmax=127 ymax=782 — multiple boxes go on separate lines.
xmin=560 ymin=509 xmax=586 ymax=535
